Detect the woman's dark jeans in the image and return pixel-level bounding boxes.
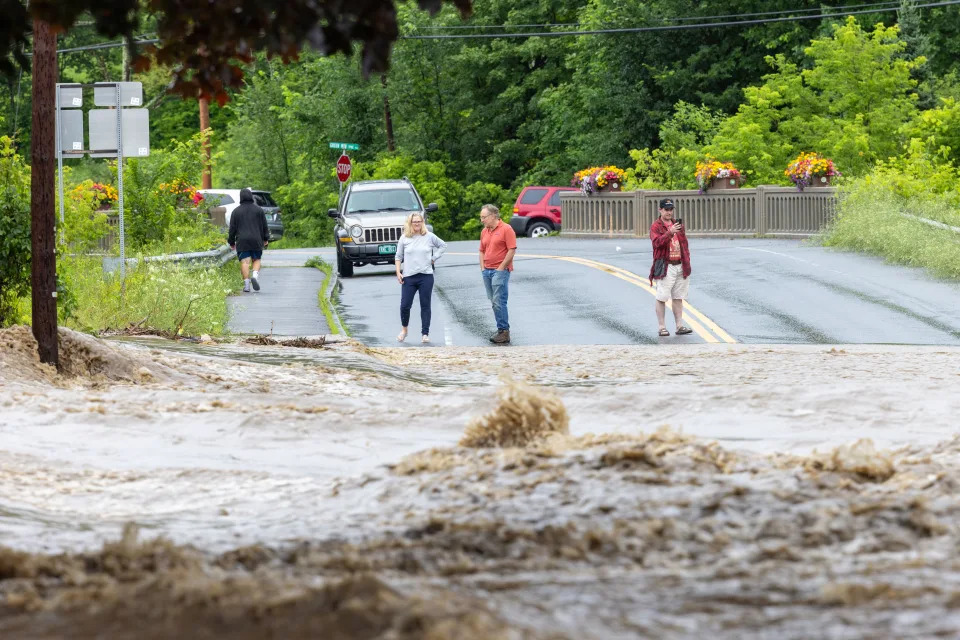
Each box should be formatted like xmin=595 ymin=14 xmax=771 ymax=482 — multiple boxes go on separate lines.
xmin=400 ymin=273 xmax=434 ymax=335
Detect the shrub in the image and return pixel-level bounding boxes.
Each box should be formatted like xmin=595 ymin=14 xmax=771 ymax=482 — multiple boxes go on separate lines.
xmin=273 ymin=178 xmax=339 ymax=248
xmin=0 ymin=136 xmax=31 ymax=326
xmin=62 ymin=178 xmax=114 ymax=253
xmin=121 ymin=131 xmax=215 ymax=249
xmin=822 ymin=150 xmax=960 ymax=279
xmin=59 ymin=257 xmax=237 ymax=335
xmin=460 ymin=181 xmax=512 ymax=237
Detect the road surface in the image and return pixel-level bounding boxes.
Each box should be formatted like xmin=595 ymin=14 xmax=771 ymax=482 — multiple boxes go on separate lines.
xmin=327 ymin=237 xmax=960 ymax=346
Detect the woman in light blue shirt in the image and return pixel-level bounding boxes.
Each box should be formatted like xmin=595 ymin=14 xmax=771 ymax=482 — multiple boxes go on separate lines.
xmin=395 ymin=212 xmax=446 ymax=343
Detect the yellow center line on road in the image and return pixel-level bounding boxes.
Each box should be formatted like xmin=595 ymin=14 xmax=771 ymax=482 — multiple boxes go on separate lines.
xmin=446 ymin=252 xmax=737 ymax=343
xmin=556 ymin=256 xmax=737 ymax=344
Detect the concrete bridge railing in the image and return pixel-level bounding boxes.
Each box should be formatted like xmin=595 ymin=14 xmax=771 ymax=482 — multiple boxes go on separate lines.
xmin=560 ymin=186 xmax=838 ymax=238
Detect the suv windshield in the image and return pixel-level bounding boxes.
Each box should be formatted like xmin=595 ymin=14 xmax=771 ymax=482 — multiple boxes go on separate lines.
xmin=347 ymin=188 xmax=420 ymax=213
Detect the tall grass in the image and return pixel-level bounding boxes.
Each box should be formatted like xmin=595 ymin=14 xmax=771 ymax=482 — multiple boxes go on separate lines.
xmin=60 ymin=256 xmax=239 ymax=336
xmin=822 ymin=173 xmax=960 ymax=280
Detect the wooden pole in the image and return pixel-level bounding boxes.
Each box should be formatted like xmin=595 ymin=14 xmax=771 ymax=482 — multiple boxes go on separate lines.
xmin=30 ymin=19 xmax=58 ymax=367
xmin=381 ymin=74 xmax=395 ymax=152
xmin=199 ymin=96 xmax=212 ymax=188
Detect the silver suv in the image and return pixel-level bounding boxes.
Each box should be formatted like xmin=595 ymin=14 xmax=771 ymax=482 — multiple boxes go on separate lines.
xmin=327 ymin=178 xmax=437 ymax=277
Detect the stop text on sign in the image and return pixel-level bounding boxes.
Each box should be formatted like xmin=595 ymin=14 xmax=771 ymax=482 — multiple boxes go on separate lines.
xmin=336 ymin=154 xmax=352 ymax=183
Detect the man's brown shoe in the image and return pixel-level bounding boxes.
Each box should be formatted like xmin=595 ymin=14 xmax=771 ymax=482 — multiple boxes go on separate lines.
xmin=491 ymin=330 xmax=511 ymax=344
xmin=489 ymin=330 xmax=502 ymax=343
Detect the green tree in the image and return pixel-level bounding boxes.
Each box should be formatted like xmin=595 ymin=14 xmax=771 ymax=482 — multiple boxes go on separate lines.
xmin=705 ymin=18 xmax=922 ymax=184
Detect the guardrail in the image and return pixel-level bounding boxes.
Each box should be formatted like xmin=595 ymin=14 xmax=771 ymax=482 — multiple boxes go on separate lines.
xmin=102 ymin=243 xmax=234 ymax=274
xmin=560 ymin=186 xmax=838 ymax=237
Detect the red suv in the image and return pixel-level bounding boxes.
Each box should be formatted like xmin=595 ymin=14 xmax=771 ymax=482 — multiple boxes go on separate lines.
xmin=508 ymin=186 xmax=577 ymax=238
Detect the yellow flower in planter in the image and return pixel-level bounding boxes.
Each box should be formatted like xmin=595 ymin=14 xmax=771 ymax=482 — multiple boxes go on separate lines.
xmin=785 ymin=152 xmax=840 ymax=190
xmin=572 ymin=165 xmax=626 ymax=194
xmin=695 ymin=159 xmax=741 ymax=193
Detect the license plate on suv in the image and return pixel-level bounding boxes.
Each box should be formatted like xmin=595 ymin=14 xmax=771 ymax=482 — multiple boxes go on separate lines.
xmin=378 ymin=244 xmax=397 ymax=255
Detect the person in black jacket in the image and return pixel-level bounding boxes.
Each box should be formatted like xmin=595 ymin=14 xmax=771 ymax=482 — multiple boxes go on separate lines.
xmin=227 ymin=188 xmax=270 ymax=292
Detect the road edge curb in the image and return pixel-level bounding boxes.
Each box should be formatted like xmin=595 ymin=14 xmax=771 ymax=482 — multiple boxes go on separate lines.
xmin=322 ymin=264 xmax=346 ymax=336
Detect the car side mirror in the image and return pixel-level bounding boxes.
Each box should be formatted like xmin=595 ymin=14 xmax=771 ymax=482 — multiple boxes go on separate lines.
xmin=426 ymin=203 xmax=438 ymax=213
xmin=327 ymin=208 xmax=339 ymax=219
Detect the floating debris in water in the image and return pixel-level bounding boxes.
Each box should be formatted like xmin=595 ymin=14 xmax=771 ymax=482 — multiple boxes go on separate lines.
xmin=460 ymin=375 xmax=569 ymax=448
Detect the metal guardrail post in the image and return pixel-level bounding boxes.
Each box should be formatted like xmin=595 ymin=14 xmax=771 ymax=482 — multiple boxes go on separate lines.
xmin=756 ymin=185 xmax=766 ymax=236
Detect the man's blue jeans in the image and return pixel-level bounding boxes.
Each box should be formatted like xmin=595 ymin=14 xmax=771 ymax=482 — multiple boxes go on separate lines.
xmin=482 ymin=268 xmax=510 ymax=331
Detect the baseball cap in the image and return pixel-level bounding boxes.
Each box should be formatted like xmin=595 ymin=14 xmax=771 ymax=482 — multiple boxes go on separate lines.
xmin=659 ymin=198 xmax=675 ymax=209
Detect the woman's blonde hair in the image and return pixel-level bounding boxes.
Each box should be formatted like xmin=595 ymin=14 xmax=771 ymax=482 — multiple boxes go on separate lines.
xmin=403 ymin=212 xmax=427 ymax=238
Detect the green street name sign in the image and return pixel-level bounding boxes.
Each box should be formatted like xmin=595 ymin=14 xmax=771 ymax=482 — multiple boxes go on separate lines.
xmin=329 ymin=142 xmax=360 ymax=151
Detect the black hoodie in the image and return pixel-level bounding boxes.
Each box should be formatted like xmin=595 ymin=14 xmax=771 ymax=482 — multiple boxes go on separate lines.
xmin=227 ymin=188 xmax=269 ymax=252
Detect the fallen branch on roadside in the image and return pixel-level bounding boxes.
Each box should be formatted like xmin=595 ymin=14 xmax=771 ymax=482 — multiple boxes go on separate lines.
xmin=244 ymin=335 xmax=327 ymax=349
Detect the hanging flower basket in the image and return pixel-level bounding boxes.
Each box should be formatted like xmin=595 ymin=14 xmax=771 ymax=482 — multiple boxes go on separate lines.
xmin=695 ymin=159 xmax=742 ymax=193
xmin=572 ymin=166 xmax=626 ymax=195
xmin=785 ymin=152 xmax=840 ymax=190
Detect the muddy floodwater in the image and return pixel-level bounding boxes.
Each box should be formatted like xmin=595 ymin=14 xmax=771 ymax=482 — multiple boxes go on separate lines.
xmin=2 ymin=326 xmax=960 ymax=638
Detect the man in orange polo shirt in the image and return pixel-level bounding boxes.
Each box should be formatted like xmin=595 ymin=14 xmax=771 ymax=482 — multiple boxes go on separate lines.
xmin=479 ymin=204 xmax=517 ymax=344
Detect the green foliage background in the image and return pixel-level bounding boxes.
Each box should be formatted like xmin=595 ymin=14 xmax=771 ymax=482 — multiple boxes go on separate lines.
xmin=0 ymin=136 xmax=32 ymax=325
xmin=2 ymin=1 xmax=960 ymax=259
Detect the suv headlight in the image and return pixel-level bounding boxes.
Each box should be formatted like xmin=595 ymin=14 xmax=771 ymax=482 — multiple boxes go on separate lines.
xmin=350 ymin=224 xmax=363 ymax=240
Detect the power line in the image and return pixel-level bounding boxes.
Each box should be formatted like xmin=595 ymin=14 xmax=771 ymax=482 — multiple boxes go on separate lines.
xmin=24 ymin=36 xmax=158 ymax=57
xmin=55 ymin=37 xmax=158 ymax=54
xmin=26 ymin=0 xmax=953 ymax=54
xmin=402 ymin=0 xmax=960 ymax=40
xmin=413 ymin=1 xmax=904 ymax=31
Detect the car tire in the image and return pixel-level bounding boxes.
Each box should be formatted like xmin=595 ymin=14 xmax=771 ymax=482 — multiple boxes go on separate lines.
xmin=336 ymin=242 xmax=354 ymax=277
xmin=528 ymin=222 xmax=553 ymax=238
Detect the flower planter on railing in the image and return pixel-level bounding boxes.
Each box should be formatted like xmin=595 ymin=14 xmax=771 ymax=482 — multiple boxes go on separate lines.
xmin=708 ymin=176 xmax=741 ymax=190
xmin=695 ymin=159 xmax=742 ymax=194
xmin=785 ymin=153 xmax=840 ymax=191
xmin=572 ymin=165 xmax=627 ymax=195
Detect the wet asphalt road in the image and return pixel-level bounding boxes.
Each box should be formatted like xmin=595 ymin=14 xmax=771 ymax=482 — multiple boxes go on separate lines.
xmin=323 ymin=237 xmax=960 ymax=347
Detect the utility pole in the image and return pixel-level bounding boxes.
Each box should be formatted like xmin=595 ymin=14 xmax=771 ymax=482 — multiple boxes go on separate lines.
xmin=199 ymin=96 xmax=212 ymax=188
xmin=30 ymin=18 xmax=58 ymax=367
xmin=381 ymin=74 xmax=395 ymax=152
xmin=121 ymin=36 xmax=132 ymax=82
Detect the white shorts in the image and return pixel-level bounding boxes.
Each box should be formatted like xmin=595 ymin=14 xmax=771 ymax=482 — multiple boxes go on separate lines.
xmin=655 ymin=263 xmax=690 ymax=302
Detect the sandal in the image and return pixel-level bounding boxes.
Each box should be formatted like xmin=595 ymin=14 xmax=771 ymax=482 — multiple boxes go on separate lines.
xmin=676 ymin=326 xmax=693 ymax=335
xmin=658 ymin=328 xmax=670 ymax=337
xmin=397 ymin=330 xmax=408 ymax=342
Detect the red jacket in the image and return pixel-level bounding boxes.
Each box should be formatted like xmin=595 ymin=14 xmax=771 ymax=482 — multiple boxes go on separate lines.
xmin=649 ymin=218 xmax=691 ymax=285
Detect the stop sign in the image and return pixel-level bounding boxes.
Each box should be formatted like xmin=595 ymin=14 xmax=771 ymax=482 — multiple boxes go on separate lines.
xmin=336 ymin=154 xmax=352 ymax=183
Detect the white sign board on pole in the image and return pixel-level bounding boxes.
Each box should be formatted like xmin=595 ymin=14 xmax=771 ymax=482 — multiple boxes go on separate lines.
xmin=59 ymin=110 xmax=84 ymax=153
xmin=93 ymin=81 xmax=143 ymax=107
xmin=58 ymin=85 xmax=83 ymax=108
xmin=88 ymin=108 xmax=151 ymax=157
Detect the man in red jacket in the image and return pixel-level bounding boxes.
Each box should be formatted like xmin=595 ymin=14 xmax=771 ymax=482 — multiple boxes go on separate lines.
xmin=648 ymin=199 xmax=692 ymax=336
